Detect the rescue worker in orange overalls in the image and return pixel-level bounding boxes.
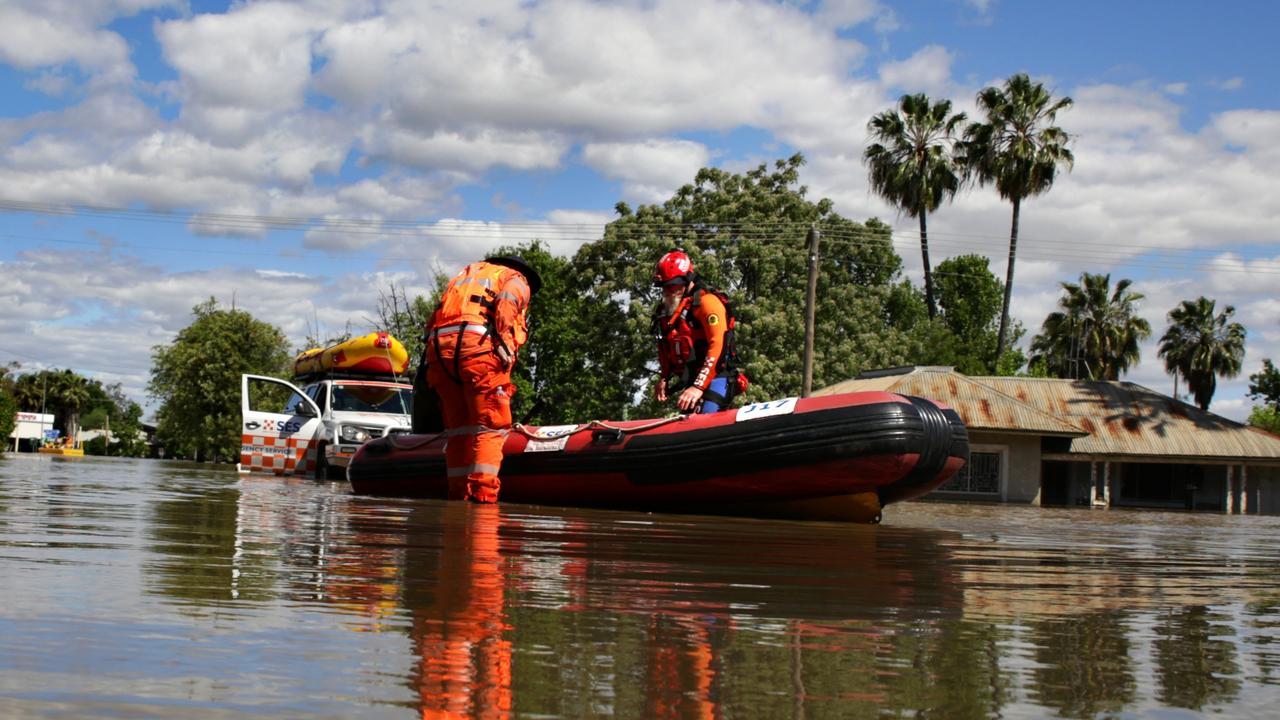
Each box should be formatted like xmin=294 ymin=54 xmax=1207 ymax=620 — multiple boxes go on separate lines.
xmin=425 ymin=256 xmax=541 ymax=503
xmin=652 ymin=249 xmax=746 ymax=414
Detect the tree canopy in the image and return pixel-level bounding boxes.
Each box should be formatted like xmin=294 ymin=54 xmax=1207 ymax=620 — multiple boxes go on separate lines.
xmin=931 ymin=254 xmax=1022 ymax=375
xmin=1157 ymin=297 xmax=1246 ymax=411
xmin=1029 ymin=273 xmax=1151 ymax=381
xmin=149 ymin=298 xmax=291 ymax=462
xmin=569 ymin=153 xmax=927 ymax=418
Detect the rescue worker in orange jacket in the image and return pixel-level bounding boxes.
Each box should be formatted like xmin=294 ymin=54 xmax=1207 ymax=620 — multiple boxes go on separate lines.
xmin=425 ymin=256 xmax=541 ymax=503
xmin=652 ymin=250 xmax=745 ymax=414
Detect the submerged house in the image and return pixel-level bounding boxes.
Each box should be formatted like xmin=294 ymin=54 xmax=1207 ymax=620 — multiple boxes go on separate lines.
xmin=818 ymin=367 xmax=1280 ymax=515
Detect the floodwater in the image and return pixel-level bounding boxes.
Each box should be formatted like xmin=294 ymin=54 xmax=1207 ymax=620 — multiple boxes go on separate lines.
xmin=1 ymin=454 xmax=1278 ymax=719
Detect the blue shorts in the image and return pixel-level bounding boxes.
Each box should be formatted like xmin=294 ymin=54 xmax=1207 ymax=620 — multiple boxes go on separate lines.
xmin=699 ymin=376 xmax=730 ymax=414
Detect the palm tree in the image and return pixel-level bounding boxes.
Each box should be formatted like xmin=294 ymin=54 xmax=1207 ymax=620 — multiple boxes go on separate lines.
xmin=959 ymin=73 xmax=1074 ymax=360
xmin=1157 ymin=297 xmax=1247 ymax=410
xmin=864 ymin=93 xmax=967 ymax=320
xmin=1029 ymin=273 xmax=1151 ymax=380
xmin=48 ymin=369 xmax=93 ymax=442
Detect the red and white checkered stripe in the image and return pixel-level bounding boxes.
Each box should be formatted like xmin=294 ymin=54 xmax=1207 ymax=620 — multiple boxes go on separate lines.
xmin=240 ymin=435 xmax=318 ymax=476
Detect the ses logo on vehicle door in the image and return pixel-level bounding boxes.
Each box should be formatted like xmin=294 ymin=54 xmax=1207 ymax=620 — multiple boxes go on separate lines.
xmin=245 ymin=418 xmax=303 ymax=433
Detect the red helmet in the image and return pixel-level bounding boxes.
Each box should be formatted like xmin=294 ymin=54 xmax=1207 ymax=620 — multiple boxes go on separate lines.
xmin=653 ymin=250 xmax=694 ymax=287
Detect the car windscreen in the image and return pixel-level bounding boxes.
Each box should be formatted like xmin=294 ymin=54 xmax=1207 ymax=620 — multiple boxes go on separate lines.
xmin=331 ymin=384 xmax=413 ymax=414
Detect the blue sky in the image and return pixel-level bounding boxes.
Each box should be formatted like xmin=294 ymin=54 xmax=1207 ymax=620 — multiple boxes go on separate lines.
xmin=1 ymin=0 xmax=1278 ymax=421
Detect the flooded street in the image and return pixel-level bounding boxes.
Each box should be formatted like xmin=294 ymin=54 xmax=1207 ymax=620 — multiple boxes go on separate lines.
xmin=2 ymin=453 xmax=1278 ymax=718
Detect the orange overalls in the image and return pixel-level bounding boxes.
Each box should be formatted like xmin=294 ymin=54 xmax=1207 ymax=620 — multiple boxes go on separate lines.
xmin=426 ymin=261 xmax=531 ymax=503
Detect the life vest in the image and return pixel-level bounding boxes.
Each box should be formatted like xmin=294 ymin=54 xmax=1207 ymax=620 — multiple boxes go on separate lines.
xmin=428 ymin=261 xmax=530 ymax=374
xmin=654 ymin=285 xmax=745 ymax=391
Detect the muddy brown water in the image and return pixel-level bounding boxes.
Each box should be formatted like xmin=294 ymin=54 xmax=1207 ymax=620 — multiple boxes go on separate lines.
xmin=2 ymin=453 xmax=1278 ymax=718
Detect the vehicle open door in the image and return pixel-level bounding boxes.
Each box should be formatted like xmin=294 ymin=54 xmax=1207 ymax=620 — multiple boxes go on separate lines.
xmin=239 ymin=374 xmax=325 ymax=476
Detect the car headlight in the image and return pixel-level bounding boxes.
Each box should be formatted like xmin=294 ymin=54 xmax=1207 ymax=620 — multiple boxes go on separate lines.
xmin=339 ymin=425 xmax=376 ymax=443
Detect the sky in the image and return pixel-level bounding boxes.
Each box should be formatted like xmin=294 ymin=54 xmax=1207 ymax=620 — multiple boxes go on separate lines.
xmin=1 ymin=0 xmax=1277 ymax=422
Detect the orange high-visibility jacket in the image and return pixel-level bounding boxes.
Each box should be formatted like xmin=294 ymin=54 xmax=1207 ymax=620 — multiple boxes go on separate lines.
xmin=429 ymin=261 xmax=532 ymax=365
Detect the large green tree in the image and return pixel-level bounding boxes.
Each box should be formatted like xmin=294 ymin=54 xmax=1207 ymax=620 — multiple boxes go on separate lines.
xmin=959 ymin=73 xmax=1074 ymax=360
xmin=572 ymin=153 xmax=924 ymax=415
xmin=1157 ymin=297 xmax=1247 ymax=410
xmin=1029 ymin=272 xmax=1151 ymax=381
xmin=149 ymin=298 xmax=291 ymax=462
xmin=931 ymin=254 xmax=1023 ymax=374
xmin=864 ymin=93 xmax=967 ymax=320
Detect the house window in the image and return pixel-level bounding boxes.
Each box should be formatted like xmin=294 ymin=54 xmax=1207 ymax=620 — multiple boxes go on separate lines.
xmin=940 ymin=451 xmax=1002 ymax=495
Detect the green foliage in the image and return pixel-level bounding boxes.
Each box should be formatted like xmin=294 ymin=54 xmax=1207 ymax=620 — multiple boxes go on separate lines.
xmin=1157 ymin=297 xmax=1247 ymax=411
xmin=79 ymin=381 xmax=148 ymax=457
xmin=0 ymin=363 xmax=17 ymax=451
xmin=1029 ymin=272 xmax=1151 ymax=380
xmin=1248 ymin=405 xmax=1280 ymax=435
xmin=149 ymin=298 xmax=291 ymax=462
xmin=865 ymin=93 xmax=967 ymax=319
xmin=930 ymin=254 xmax=1020 ymax=374
xmin=492 ymin=242 xmax=638 ymax=425
xmin=7 ymin=366 xmax=148 ymax=455
xmin=959 ymin=72 xmax=1074 ymax=358
xmin=1247 ymin=358 xmax=1280 ymax=408
xmin=571 ymin=154 xmax=921 ymax=415
xmin=12 ymin=368 xmax=94 ymax=440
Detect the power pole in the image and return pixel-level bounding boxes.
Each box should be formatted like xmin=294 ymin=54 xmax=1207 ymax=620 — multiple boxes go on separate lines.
xmin=802 ymin=225 xmax=820 ymax=397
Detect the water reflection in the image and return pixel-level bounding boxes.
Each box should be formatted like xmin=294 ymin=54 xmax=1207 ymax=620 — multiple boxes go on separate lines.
xmin=1029 ymin=612 xmax=1137 ymax=716
xmin=1154 ymin=606 xmax=1241 ymax=709
xmin=403 ymin=505 xmax=513 ymax=718
xmin=2 ymin=454 xmax=1279 ymax=718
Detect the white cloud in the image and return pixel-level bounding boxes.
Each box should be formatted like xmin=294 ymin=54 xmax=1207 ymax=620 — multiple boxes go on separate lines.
xmin=0 ymin=1 xmax=140 ymax=85
xmin=1162 ymin=82 xmax=1188 ymax=96
xmin=372 ymin=126 xmax=569 ymax=173
xmin=582 ymin=139 xmax=711 ymax=204
xmin=814 ymin=0 xmax=885 ymax=29
xmin=1214 ymin=76 xmax=1245 ymax=91
xmin=878 ymin=45 xmax=956 ymax=97
xmin=24 ymin=70 xmax=73 ymax=96
xmin=156 ymin=2 xmax=344 ymax=142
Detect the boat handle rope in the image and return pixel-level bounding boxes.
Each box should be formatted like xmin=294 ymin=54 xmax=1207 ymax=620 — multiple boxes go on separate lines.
xmin=512 ymin=415 xmax=686 ymax=441
xmin=382 ymin=414 xmax=685 ymax=451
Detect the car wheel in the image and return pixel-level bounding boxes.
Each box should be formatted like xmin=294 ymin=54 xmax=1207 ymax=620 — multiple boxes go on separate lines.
xmin=315 ymin=448 xmax=335 ymax=481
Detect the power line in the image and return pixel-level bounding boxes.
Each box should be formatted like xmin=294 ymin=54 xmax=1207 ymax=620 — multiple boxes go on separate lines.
xmin=4 ymin=196 xmax=1277 ymax=261
xmin=6 ymin=222 xmax=1280 ymax=278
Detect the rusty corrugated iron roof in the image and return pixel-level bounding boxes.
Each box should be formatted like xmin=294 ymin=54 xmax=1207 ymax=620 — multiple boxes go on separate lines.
xmin=977 ymin=376 xmax=1280 ymax=460
xmin=817 ymin=367 xmax=1280 ymax=461
xmin=816 ymin=366 xmax=1085 ymax=437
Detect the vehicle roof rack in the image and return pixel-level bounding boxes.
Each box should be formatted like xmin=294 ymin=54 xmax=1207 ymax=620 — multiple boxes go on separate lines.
xmin=292 ymin=370 xmax=411 ymax=384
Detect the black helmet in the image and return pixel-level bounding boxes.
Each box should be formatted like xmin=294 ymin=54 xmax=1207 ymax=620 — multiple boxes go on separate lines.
xmin=485 ymin=255 xmax=542 ymax=296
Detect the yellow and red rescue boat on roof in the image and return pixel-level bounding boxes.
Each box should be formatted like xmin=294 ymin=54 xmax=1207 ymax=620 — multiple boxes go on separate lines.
xmin=293 ymin=331 xmax=410 ymax=380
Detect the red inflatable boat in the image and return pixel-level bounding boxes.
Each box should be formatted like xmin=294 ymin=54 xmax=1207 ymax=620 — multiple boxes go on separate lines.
xmin=346 ymin=391 xmax=968 ymax=522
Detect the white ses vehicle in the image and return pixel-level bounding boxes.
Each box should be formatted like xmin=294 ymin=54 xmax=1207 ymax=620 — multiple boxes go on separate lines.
xmin=240 ymin=374 xmax=413 ymax=479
